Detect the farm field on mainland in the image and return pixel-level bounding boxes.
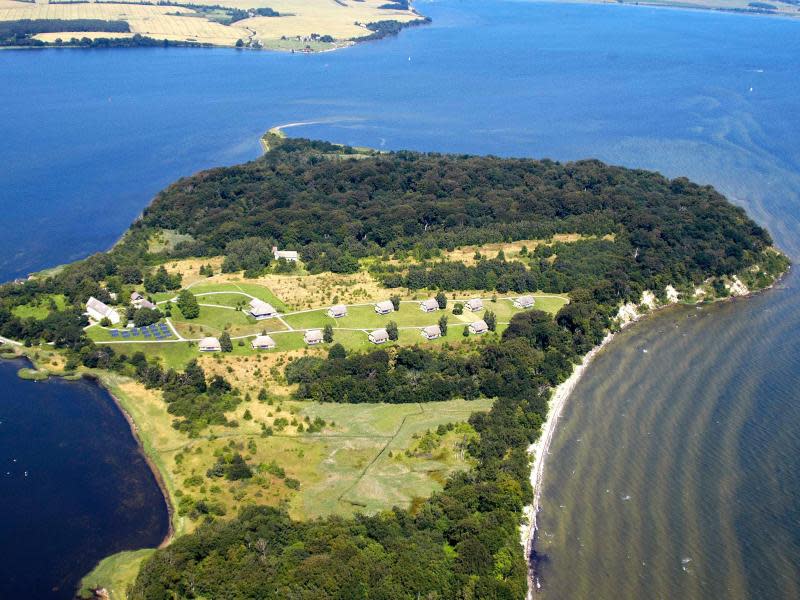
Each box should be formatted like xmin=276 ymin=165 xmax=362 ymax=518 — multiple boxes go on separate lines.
xmin=0 ymin=0 xmax=426 ymax=49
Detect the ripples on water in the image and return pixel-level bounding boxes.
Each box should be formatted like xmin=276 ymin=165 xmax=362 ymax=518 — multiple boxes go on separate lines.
xmin=536 ymin=273 xmax=800 ymax=599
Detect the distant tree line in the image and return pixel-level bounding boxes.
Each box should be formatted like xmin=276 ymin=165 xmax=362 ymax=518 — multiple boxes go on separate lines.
xmin=356 ymin=17 xmax=432 ymax=42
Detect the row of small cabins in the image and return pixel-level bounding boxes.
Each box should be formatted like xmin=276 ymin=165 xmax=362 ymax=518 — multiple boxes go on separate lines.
xmin=198 ymin=319 xmax=492 ymax=352
xmin=86 ymin=292 xmax=534 ymax=336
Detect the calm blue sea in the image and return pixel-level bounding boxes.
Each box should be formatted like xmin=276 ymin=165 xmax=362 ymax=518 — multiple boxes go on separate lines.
xmin=1 ymin=1 xmax=799 ymax=597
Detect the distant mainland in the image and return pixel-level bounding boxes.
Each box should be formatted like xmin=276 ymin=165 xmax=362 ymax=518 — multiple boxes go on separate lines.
xmin=542 ymin=0 xmax=800 ymax=19
xmin=0 ymin=0 xmax=429 ymax=52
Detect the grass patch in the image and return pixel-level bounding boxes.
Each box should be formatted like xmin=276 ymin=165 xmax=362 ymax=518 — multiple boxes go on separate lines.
xmin=11 ymin=294 xmax=66 ymax=320
xmin=79 ymin=549 xmax=155 ymax=600
xmin=17 ymin=367 xmax=48 ymax=380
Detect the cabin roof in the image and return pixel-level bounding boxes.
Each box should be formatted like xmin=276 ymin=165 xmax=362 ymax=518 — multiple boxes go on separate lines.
xmin=422 ymin=324 xmax=441 ymax=337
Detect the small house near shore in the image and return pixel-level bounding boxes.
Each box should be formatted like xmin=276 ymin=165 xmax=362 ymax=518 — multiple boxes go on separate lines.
xmin=420 ymin=298 xmax=439 ymax=313
xmin=248 ymin=298 xmax=278 ymax=320
xmin=199 ymin=336 xmax=221 ymax=352
xmin=251 ymin=335 xmax=276 ymax=350
xmin=466 ymin=298 xmax=484 ymax=312
xmin=86 ymin=296 xmax=120 ymax=324
xmin=374 ymin=300 xmax=394 ymax=315
xmin=304 ymin=329 xmax=324 ymax=345
xmin=513 ymin=295 xmax=535 ymax=309
xmin=421 ymin=325 xmax=441 ymax=340
xmin=368 ymin=328 xmax=389 ymax=344
xmin=328 ymin=304 xmax=348 ymax=318
xmin=469 ymin=320 xmax=489 ymax=335
xmin=272 ymin=246 xmax=299 ymax=262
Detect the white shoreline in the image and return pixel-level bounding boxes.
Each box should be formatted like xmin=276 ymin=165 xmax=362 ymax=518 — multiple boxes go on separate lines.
xmin=520 ymin=330 xmax=614 ymax=598
xmin=519 ymin=277 xmax=764 ymax=596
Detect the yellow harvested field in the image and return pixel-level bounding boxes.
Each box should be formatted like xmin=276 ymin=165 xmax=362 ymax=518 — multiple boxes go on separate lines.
xmin=0 ymin=0 xmax=427 ymax=48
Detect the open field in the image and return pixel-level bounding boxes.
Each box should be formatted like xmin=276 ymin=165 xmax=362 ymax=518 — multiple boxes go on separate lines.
xmin=82 ymin=370 xmax=491 ymax=597
xmin=11 ymin=293 xmax=66 ymax=319
xmin=1 ymin=0 xmax=427 ymax=49
xmin=78 ymin=549 xmax=155 ymax=600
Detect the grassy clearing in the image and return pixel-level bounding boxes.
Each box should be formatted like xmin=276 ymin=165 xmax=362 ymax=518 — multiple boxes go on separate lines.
xmin=147 ymin=230 xmax=193 ymax=254
xmin=80 ymin=375 xmax=490 ymax=595
xmin=11 ymin=293 xmax=66 ymax=320
xmin=79 ymin=549 xmax=155 ymax=600
xmin=293 ymin=399 xmax=492 ymax=517
xmin=187 ymin=281 xmax=288 ymax=312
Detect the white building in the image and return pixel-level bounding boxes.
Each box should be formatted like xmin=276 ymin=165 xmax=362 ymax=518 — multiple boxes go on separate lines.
xmin=469 ymin=320 xmax=489 ymax=334
xmin=465 ymin=298 xmax=484 ymax=312
xmin=251 ymin=335 xmax=276 ymax=350
xmin=272 ymin=246 xmax=299 ymax=262
xmin=304 ymin=329 xmax=324 ymax=345
xmin=369 ymin=328 xmax=390 ymax=344
xmin=248 ymin=298 xmax=278 ymax=320
xmin=86 ymin=296 xmax=120 ymax=325
xmin=328 ymin=304 xmax=348 ymax=318
xmin=513 ymin=295 xmax=535 ymax=309
xmin=374 ymin=300 xmax=394 ymax=315
xmin=421 ymin=325 xmax=441 ymax=340
xmin=419 ymin=298 xmax=439 ymax=313
xmin=199 ymin=336 xmax=221 ymax=352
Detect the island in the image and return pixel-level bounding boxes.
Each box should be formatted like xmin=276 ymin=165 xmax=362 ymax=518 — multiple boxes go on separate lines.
xmin=0 ymin=133 xmax=788 ymax=599
xmin=0 ymin=0 xmax=429 ymax=51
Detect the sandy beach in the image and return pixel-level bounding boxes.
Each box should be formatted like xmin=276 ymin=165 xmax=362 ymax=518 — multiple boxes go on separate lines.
xmin=520 ymin=331 xmax=614 ymax=597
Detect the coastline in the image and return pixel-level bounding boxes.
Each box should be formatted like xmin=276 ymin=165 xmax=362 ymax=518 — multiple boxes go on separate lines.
xmin=520 ymin=270 xmax=791 ymax=597
xmin=89 ymin=374 xmax=175 ymax=549
xmin=534 ymin=0 xmax=800 ymax=20
xmin=521 ymin=330 xmax=615 ymax=598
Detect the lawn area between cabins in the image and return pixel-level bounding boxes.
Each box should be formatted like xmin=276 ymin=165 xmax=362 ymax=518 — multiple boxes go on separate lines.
xmin=282 ymin=295 xmax=568 ymax=331
xmin=89 ymin=289 xmax=568 ymax=370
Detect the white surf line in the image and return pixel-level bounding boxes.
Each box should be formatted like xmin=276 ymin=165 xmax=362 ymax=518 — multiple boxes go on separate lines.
xmin=521 ymin=331 xmax=614 ymax=599
xmin=270 ymin=118 xmax=365 ymax=135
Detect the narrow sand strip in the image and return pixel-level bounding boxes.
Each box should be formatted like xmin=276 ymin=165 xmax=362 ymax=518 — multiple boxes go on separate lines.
xmin=521 ymin=331 xmax=614 ymax=598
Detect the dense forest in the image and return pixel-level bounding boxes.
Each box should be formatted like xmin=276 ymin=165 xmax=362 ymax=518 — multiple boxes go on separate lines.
xmin=136 ymin=136 xmax=775 ymax=297
xmin=0 ymin=137 xmax=786 ymax=599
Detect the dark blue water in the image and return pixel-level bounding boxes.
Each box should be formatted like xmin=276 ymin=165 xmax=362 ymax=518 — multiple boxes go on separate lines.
xmin=0 ymin=360 xmax=167 ymax=598
xmin=1 ymin=1 xmax=799 ymax=597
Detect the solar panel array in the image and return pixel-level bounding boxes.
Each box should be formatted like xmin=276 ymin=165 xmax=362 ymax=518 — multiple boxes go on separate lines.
xmin=110 ymin=322 xmax=172 ymax=340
